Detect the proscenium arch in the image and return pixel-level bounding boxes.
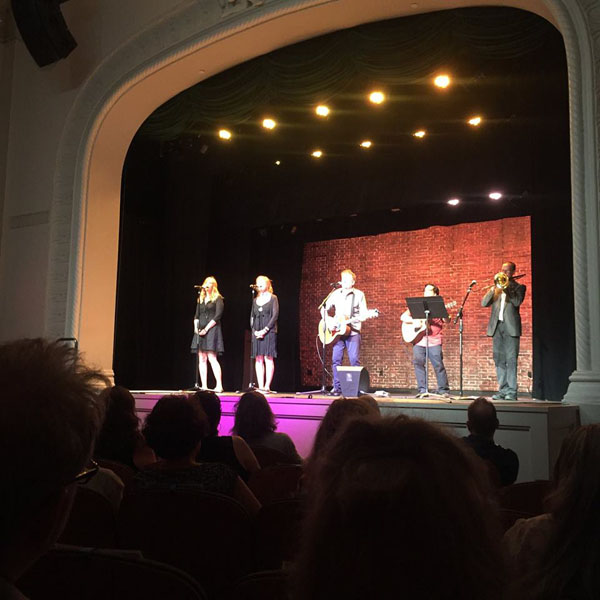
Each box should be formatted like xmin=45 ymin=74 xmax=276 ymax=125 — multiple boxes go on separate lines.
xmin=47 ymin=0 xmax=600 ymax=417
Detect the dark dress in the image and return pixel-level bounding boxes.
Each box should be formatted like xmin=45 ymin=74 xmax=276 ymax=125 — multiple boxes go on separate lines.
xmin=191 ymin=296 xmax=224 ymax=354
xmin=250 ymin=294 xmax=279 ymax=358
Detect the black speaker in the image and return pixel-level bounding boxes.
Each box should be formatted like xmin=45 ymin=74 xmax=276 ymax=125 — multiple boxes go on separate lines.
xmin=338 ymin=366 xmax=370 ymax=397
xmin=11 ymin=0 xmax=77 ymax=67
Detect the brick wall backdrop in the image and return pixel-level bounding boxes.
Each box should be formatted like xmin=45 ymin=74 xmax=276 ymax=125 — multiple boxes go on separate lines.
xmin=299 ymin=217 xmax=532 ymax=393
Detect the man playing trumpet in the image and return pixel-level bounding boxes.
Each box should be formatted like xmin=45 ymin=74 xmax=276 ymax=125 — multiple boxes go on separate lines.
xmin=481 ymin=262 xmax=526 ymax=401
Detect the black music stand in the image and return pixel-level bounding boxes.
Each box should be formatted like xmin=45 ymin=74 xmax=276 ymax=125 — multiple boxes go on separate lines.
xmin=406 ymin=296 xmax=449 ymax=398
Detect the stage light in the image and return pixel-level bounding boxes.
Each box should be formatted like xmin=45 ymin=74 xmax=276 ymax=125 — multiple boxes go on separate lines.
xmin=315 ymin=105 xmax=330 ymax=117
xmin=275 ymin=160 xmax=281 ymax=166
xmin=262 ymin=118 xmax=277 ymax=130
xmin=468 ymin=116 xmax=482 ymax=126
xmin=448 ymin=198 xmax=460 ymax=206
xmin=369 ymin=91 xmax=386 ymax=104
xmin=413 ymin=130 xmax=426 ymax=138
xmin=434 ymin=74 xmax=451 ymax=88
xmin=489 ymin=192 xmax=502 ymax=200
xmin=360 ymin=140 xmax=372 ymax=148
xmin=311 ymin=150 xmax=323 ymax=158
xmin=218 ymin=129 xmax=232 ymax=140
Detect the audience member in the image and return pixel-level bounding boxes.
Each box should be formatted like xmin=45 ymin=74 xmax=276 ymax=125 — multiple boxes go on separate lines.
xmin=137 ymin=395 xmax=260 ymax=514
xmin=504 ymin=424 xmax=600 ymax=600
xmin=95 ymin=386 xmax=155 ymax=470
xmin=304 ymin=397 xmax=380 ymax=484
xmin=232 ymin=391 xmax=302 ymax=464
xmin=463 ymin=397 xmax=519 ymax=486
xmin=0 ymin=338 xmax=106 ymax=596
xmin=293 ymin=415 xmax=505 ymax=600
xmin=190 ymin=390 xmax=260 ymax=481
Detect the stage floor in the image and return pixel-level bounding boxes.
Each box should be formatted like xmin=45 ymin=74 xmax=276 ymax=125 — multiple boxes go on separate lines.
xmin=132 ymin=390 xmax=579 ymax=483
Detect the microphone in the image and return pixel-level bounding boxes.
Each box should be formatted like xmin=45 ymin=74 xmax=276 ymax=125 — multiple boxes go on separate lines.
xmin=194 ymin=285 xmax=202 ymax=289
xmin=468 ymin=280 xmax=477 ymax=288
xmin=249 ymin=284 xmax=259 ymax=290
xmin=330 ymin=282 xmax=342 ymax=288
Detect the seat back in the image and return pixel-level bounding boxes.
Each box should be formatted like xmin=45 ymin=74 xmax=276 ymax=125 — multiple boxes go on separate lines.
xmin=228 ymin=569 xmax=289 ymax=600
xmin=96 ymin=458 xmax=136 ymax=487
xmin=58 ymin=486 xmax=117 ymax=548
xmin=251 ymin=446 xmax=297 ymax=468
xmin=248 ymin=465 xmax=302 ymax=505
xmin=499 ymin=480 xmax=551 ymax=516
xmin=18 ymin=546 xmax=208 ymax=600
xmin=255 ymin=499 xmax=305 ymax=570
xmin=117 ymin=489 xmax=254 ymax=595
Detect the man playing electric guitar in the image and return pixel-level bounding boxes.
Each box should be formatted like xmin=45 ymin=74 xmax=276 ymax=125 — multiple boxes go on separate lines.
xmin=401 ymin=283 xmax=451 ymax=397
xmin=324 ymin=269 xmax=368 ymax=396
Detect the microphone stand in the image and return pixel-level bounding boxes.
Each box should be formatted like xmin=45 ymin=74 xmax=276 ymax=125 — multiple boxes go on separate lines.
xmin=237 ymin=286 xmax=259 ymax=393
xmin=454 ymin=281 xmax=476 ymax=397
xmin=297 ymin=286 xmax=338 ymax=396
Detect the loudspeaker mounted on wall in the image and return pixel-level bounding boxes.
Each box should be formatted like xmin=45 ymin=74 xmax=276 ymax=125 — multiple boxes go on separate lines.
xmin=337 ymin=366 xmax=370 ymax=397
xmin=11 ymin=0 xmax=77 ymax=67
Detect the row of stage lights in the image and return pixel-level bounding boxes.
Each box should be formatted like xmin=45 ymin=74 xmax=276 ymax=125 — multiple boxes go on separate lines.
xmin=216 ymin=74 xmax=484 ymax=159
xmin=448 ymin=192 xmax=503 ymax=206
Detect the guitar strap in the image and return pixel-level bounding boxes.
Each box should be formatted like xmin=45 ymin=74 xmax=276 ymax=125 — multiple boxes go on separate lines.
xmin=348 ymin=291 xmax=357 ymax=333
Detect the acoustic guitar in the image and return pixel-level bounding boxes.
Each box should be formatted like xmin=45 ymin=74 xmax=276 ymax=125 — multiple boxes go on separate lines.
xmin=318 ymin=309 xmax=380 ymax=345
xmin=401 ymin=301 xmax=457 ymax=344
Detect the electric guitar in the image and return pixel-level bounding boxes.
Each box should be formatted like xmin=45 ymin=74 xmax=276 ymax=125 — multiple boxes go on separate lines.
xmin=318 ymin=309 xmax=380 ymax=345
xmin=401 ymin=301 xmax=457 ymax=344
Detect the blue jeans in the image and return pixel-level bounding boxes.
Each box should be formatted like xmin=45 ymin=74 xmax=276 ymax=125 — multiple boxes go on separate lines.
xmin=492 ymin=321 xmax=520 ymax=396
xmin=412 ymin=344 xmax=449 ymax=394
xmin=332 ymin=334 xmax=361 ymax=392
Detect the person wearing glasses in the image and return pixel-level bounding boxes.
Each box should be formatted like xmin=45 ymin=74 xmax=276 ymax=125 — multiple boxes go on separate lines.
xmin=0 ymin=338 xmax=107 ymax=597
xmin=191 ymin=276 xmax=224 ymax=393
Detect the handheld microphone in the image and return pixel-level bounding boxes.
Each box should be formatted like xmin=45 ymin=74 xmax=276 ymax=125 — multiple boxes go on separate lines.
xmin=469 ymin=280 xmax=477 ymax=288
xmin=330 ymin=282 xmax=342 ymax=288
xmin=249 ymin=284 xmax=259 ymax=289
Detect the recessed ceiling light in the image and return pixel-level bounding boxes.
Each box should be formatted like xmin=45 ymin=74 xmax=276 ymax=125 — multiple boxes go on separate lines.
xmin=468 ymin=116 xmax=482 ymax=126
xmin=448 ymin=198 xmax=460 ymax=206
xmin=360 ymin=140 xmax=372 ymax=148
xmin=368 ymin=91 xmax=386 ymax=104
xmin=311 ymin=150 xmax=323 ymax=158
xmin=315 ymin=105 xmax=330 ymax=117
xmin=489 ymin=192 xmax=502 ymax=200
xmin=218 ymin=129 xmax=232 ymax=140
xmin=262 ymin=118 xmax=277 ymax=129
xmin=413 ymin=130 xmax=426 ymax=138
xmin=434 ymin=74 xmax=451 ymax=88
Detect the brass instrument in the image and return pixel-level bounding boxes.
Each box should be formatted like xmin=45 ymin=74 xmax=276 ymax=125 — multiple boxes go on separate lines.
xmin=482 ymin=273 xmax=525 ymax=291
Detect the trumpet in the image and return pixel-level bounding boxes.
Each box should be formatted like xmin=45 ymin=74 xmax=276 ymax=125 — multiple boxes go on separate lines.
xmin=482 ymin=272 xmax=525 ymax=291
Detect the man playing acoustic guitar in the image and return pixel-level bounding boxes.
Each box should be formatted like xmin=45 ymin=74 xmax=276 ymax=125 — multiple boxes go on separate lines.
xmin=324 ymin=269 xmax=369 ymax=397
xmin=401 ymin=283 xmax=451 ymax=397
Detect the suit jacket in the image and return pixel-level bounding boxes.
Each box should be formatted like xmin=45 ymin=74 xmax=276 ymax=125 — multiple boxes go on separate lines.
xmin=481 ymin=281 xmax=526 ymax=337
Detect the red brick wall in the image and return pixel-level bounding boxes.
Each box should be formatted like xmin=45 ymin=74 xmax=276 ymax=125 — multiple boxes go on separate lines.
xmin=299 ymin=217 xmax=532 ymax=393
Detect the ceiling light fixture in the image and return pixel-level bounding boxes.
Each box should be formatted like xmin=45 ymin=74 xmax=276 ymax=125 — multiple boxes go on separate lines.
xmin=311 ymin=150 xmax=323 ymax=158
xmin=368 ymin=91 xmax=386 ymax=104
xmin=413 ymin=130 xmax=426 ymax=138
xmin=315 ymin=105 xmax=330 ymax=117
xmin=489 ymin=192 xmax=502 ymax=200
xmin=434 ymin=74 xmax=451 ymax=89
xmin=218 ymin=129 xmax=232 ymax=140
xmin=448 ymin=198 xmax=460 ymax=206
xmin=468 ymin=116 xmax=482 ymax=126
xmin=360 ymin=140 xmax=372 ymax=148
xmin=262 ymin=118 xmax=277 ymax=129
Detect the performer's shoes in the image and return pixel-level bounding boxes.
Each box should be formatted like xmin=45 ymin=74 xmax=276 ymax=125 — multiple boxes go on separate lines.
xmin=212 ymin=387 xmax=224 ymax=394
xmin=504 ymin=394 xmax=518 ymax=401
xmin=259 ymin=388 xmax=275 ymax=395
xmin=491 ymin=393 xmax=505 ymax=400
xmin=328 ymin=390 xmax=342 ymax=397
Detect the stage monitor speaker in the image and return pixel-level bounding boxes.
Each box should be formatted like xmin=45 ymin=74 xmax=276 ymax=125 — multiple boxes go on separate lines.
xmin=11 ymin=0 xmax=77 ymax=67
xmin=338 ymin=366 xmax=370 ymax=397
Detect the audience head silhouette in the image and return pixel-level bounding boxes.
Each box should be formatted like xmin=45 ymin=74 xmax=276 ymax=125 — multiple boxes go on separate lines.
xmin=143 ymin=395 xmax=207 ymax=460
xmin=0 ymin=338 xmax=106 ymax=583
xmin=190 ymin=390 xmax=222 ymax=437
xmin=232 ymin=391 xmax=276 ymax=441
xmin=467 ymin=397 xmax=499 ymax=439
xmin=294 ymin=415 xmax=504 ymax=600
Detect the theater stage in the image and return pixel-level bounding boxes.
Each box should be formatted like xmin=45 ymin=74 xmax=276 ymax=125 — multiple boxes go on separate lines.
xmin=132 ymin=391 xmax=580 ymax=484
